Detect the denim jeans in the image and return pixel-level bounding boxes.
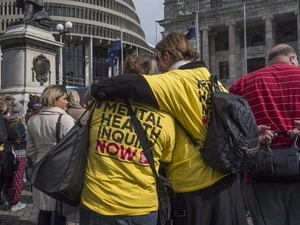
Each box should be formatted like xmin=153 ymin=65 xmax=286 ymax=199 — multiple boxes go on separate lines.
xmin=80 ymin=205 xmax=158 ymax=225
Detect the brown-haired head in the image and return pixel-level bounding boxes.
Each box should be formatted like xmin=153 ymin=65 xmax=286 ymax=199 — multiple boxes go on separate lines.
xmin=124 ymin=54 xmax=158 ymax=75
xmin=154 ymin=32 xmax=199 ymax=72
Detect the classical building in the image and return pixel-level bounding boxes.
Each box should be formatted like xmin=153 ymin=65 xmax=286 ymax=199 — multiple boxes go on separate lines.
xmin=160 ymin=0 xmax=300 ymax=87
xmin=0 ymin=0 xmax=151 ymax=87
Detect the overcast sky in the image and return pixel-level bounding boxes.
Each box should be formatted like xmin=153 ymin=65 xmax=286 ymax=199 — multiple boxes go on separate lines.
xmin=132 ymin=0 xmax=164 ymax=46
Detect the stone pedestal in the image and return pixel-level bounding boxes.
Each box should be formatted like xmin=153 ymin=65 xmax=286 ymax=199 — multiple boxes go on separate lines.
xmin=0 ymin=24 xmax=63 ymax=107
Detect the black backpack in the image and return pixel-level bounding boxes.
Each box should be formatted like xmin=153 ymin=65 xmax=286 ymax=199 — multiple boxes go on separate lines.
xmin=200 ymin=75 xmax=259 ymax=173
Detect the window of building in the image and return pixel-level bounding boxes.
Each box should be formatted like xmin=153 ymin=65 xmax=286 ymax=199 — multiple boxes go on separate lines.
xmin=215 ymin=32 xmax=229 ymax=51
xmin=211 ymin=0 xmax=222 ymax=8
xmin=251 ymin=34 xmax=264 ymax=46
xmin=63 ymin=44 xmax=86 ymax=86
xmin=247 ymin=58 xmax=265 ymax=73
xmin=93 ymin=46 xmax=109 ymax=81
xmin=219 ymin=61 xmax=229 ymax=79
xmin=282 ymin=31 xmax=296 ymax=42
xmin=8 ymin=3 xmax=11 ymax=14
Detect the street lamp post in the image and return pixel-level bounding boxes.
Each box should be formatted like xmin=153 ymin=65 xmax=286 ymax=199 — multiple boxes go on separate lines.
xmin=56 ymin=21 xmax=73 ymax=85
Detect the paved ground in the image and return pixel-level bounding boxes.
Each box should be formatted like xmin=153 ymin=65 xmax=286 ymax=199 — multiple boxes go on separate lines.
xmin=0 ymin=183 xmax=253 ymax=225
xmin=0 ymin=183 xmax=79 ymax=225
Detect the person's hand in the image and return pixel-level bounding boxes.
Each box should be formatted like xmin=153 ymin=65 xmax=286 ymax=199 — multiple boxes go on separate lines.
xmin=258 ymin=125 xmax=276 ymax=144
xmin=287 ymin=120 xmax=300 ymax=138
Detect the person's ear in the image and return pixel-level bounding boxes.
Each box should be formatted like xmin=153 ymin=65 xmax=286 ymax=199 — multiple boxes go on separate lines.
xmin=161 ymin=52 xmax=169 ymax=61
xmin=289 ymin=55 xmax=298 ymax=66
xmin=162 ymin=52 xmax=174 ymax=64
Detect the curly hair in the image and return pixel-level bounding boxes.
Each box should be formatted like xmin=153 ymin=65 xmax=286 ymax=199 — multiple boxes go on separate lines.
xmin=154 ymin=32 xmax=199 ymax=62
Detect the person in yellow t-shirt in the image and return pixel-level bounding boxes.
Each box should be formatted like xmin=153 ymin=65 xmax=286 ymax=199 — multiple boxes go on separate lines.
xmin=80 ymin=54 xmax=176 ymax=225
xmin=84 ymin=33 xmax=248 ymax=225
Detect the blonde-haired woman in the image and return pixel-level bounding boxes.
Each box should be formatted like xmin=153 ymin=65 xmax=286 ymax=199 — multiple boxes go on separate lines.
xmin=27 ymin=85 xmax=75 ymax=225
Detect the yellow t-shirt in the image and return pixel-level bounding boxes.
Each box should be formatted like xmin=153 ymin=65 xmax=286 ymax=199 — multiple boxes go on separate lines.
xmin=81 ymin=100 xmax=176 ymax=216
xmin=144 ymin=67 xmax=228 ymax=192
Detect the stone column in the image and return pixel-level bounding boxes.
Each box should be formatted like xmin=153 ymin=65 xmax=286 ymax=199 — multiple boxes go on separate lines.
xmin=296 ymin=10 xmax=300 ymax=57
xmin=235 ymin=27 xmax=242 ymax=78
xmin=86 ymin=36 xmax=93 ymax=86
xmin=263 ymin=15 xmax=275 ymax=62
xmin=201 ymin=26 xmax=210 ymax=68
xmin=209 ymin=31 xmax=217 ymax=76
xmin=198 ymin=30 xmax=202 ymax=60
xmin=226 ymin=20 xmax=236 ymax=79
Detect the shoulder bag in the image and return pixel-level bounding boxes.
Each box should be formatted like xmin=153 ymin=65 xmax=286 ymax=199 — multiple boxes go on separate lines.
xmin=124 ymin=99 xmax=175 ymax=225
xmin=31 ymin=104 xmax=95 ymax=206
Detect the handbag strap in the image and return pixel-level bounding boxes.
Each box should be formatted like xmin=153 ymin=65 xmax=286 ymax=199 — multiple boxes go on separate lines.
xmin=55 ymin=114 xmax=63 ymax=143
xmin=124 ymin=99 xmax=165 ymax=189
xmin=77 ymin=107 xmax=90 ymax=123
xmin=54 ymin=114 xmax=63 ymax=216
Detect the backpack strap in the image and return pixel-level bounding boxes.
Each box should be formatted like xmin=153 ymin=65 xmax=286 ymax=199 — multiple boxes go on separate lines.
xmin=210 ymin=75 xmax=224 ymax=93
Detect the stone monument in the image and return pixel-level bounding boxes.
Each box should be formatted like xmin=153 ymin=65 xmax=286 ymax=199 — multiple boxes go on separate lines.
xmin=0 ymin=0 xmax=62 ymax=108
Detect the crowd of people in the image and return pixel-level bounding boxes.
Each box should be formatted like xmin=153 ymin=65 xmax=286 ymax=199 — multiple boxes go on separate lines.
xmin=0 ymin=88 xmax=87 ymax=225
xmin=1 ymin=32 xmax=300 ymax=225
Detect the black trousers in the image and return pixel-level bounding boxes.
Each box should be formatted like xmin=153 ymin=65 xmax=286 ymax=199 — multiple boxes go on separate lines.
xmin=172 ymin=174 xmax=248 ymax=225
xmin=38 ymin=210 xmax=53 ymax=225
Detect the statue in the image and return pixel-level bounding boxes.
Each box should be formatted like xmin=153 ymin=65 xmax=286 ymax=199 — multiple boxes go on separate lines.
xmin=16 ymin=0 xmax=44 ymax=21
xmin=176 ymin=0 xmax=186 ymax=15
xmin=14 ymin=0 xmax=52 ymax=30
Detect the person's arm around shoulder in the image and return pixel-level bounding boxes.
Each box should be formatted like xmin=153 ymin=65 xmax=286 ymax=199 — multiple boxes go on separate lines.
xmin=85 ymin=74 xmax=158 ymax=108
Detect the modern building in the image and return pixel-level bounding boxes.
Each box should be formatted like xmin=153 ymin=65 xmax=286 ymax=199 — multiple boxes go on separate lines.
xmin=160 ymin=0 xmax=300 ymax=87
xmin=0 ymin=0 xmax=151 ymax=87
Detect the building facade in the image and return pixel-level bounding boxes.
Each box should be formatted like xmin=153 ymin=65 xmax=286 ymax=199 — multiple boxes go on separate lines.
xmin=0 ymin=0 xmax=151 ymax=87
xmin=160 ymin=0 xmax=300 ymax=87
